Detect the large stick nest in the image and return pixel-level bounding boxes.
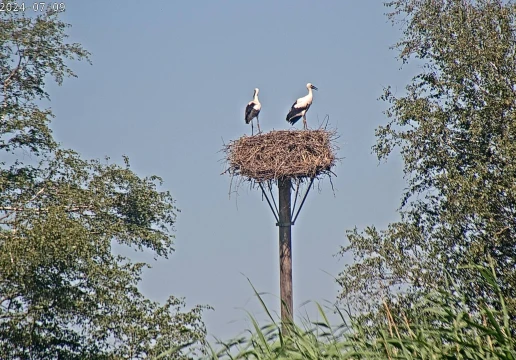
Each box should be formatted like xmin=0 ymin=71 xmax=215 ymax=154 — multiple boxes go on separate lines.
xmin=222 ymin=129 xmax=338 ymax=183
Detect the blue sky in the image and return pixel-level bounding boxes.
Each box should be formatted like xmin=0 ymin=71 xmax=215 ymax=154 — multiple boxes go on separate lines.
xmin=47 ymin=0 xmax=413 ymax=341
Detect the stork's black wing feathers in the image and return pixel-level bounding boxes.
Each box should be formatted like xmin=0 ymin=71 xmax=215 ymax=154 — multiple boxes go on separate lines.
xmin=286 ymin=114 xmax=302 ymax=125
xmin=286 ymin=101 xmax=298 ymax=123
xmin=245 ymin=103 xmax=259 ymax=124
xmin=286 ymin=101 xmax=306 ymax=125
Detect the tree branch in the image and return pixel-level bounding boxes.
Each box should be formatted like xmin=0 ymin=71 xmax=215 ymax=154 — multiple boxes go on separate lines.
xmin=0 ymin=205 xmax=94 ymax=213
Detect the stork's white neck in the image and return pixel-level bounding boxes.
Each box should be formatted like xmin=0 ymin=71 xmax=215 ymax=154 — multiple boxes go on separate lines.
xmin=253 ymin=92 xmax=260 ymax=102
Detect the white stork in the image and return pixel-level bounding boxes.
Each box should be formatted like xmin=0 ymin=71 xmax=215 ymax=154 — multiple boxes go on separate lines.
xmin=286 ymin=83 xmax=318 ymax=130
xmin=245 ymin=88 xmax=261 ymax=135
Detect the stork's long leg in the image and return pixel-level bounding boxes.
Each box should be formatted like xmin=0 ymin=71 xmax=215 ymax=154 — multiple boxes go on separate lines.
xmin=303 ymin=115 xmax=307 ymax=130
xmin=251 ymin=121 xmax=254 ymax=136
xmin=257 ymin=115 xmax=261 ymax=134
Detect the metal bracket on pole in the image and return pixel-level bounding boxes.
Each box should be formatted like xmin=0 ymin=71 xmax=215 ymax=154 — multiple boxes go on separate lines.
xmin=291 ymin=177 xmax=315 ymax=225
xmin=291 ymin=180 xmax=301 ymax=218
xmin=258 ymin=182 xmax=279 ymax=223
xmin=259 ymin=177 xmax=315 ymax=227
xmin=268 ymin=181 xmax=279 ymax=217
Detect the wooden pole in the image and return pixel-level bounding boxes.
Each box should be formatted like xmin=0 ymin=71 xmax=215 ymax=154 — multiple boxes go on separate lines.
xmin=278 ymin=178 xmax=293 ymax=333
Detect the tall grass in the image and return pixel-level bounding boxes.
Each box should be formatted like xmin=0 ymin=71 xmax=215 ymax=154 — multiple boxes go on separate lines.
xmin=156 ymin=264 xmax=515 ymax=359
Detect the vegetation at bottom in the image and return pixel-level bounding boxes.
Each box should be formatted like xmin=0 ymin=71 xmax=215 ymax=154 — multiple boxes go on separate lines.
xmin=160 ymin=262 xmax=513 ymax=359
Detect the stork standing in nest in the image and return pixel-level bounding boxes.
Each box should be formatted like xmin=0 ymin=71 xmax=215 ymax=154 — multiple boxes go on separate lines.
xmin=286 ymin=83 xmax=318 ymax=130
xmin=245 ymin=88 xmax=261 ymax=135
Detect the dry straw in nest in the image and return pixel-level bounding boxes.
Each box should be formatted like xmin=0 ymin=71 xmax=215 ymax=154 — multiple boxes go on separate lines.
xmin=223 ymin=129 xmax=338 ymax=182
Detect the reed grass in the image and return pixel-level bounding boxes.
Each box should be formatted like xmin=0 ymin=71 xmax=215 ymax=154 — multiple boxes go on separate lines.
xmin=156 ymin=263 xmax=516 ymax=359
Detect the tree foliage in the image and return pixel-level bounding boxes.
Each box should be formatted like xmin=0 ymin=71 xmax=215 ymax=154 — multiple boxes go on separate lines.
xmin=337 ymin=0 xmax=516 ymax=324
xmin=0 ymin=9 xmax=208 ymax=359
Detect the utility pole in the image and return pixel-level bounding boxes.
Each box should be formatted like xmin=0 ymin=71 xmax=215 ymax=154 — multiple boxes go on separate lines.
xmin=278 ymin=178 xmax=293 ymax=333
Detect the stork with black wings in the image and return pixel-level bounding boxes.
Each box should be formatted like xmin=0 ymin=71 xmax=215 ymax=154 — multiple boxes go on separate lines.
xmin=286 ymin=83 xmax=318 ymax=130
xmin=245 ymin=88 xmax=261 ymax=135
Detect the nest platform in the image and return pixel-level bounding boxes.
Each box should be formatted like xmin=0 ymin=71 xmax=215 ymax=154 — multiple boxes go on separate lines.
xmin=223 ymin=129 xmax=338 ymax=183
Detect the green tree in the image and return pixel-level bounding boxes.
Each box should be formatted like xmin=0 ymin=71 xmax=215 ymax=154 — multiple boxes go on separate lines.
xmin=0 ymin=10 xmax=208 ymax=359
xmin=337 ymin=0 xmax=516 ymax=324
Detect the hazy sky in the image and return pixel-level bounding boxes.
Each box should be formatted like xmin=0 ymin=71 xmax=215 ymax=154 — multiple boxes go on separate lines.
xmin=47 ymin=0 xmax=414 ymax=341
